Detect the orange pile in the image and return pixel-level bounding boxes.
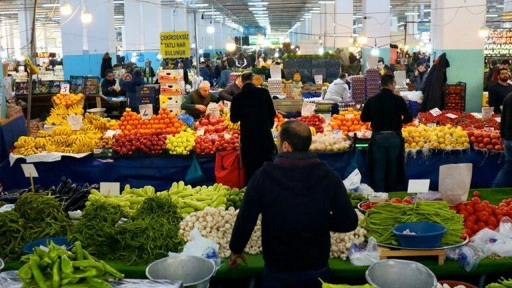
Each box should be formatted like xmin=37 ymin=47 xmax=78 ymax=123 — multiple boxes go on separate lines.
xmin=112 ymin=108 xmax=186 ymax=135
xmin=53 ymin=93 xmax=84 ymax=107
xmin=329 ymin=108 xmax=369 ymax=136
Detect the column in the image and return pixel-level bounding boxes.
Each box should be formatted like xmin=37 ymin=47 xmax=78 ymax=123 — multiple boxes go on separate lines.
xmin=334 ymin=0 xmax=353 ymax=49
xmin=431 ymin=0 xmax=486 ymax=112
xmin=321 ymin=3 xmax=335 ymax=50
xmin=361 ymin=0 xmax=390 ymax=67
xmin=18 ymin=0 xmax=35 ymax=57
xmin=504 ymin=0 xmax=512 ymax=28
xmin=311 ymin=13 xmax=321 ymax=47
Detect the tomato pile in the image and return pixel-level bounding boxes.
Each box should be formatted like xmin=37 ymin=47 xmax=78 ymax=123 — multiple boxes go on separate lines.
xmin=453 ymin=191 xmax=512 ymax=238
xmin=444 ymin=85 xmax=465 ymax=112
xmin=194 ymin=115 xmax=227 ymax=134
xmin=359 ymin=196 xmax=413 ymax=211
xmin=467 ymin=130 xmax=503 ymax=151
xmin=296 ymin=114 xmax=326 ymax=133
xmin=417 ymin=111 xmax=500 ymax=131
xmin=194 ymin=131 xmax=240 ymax=155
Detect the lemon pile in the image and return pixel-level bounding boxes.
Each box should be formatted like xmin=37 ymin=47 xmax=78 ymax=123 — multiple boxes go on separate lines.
xmin=166 ymin=129 xmax=196 ymax=155
xmin=402 ymin=124 xmax=469 ymax=150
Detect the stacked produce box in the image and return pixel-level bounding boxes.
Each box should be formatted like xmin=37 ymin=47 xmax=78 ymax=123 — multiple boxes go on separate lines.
xmin=158 ymin=69 xmax=184 ymax=114
xmin=365 ymin=68 xmax=381 ymax=98
xmin=267 ymin=79 xmax=284 ymax=96
xmin=351 ymin=75 xmax=366 ymax=104
xmin=444 ymin=82 xmax=466 ymax=112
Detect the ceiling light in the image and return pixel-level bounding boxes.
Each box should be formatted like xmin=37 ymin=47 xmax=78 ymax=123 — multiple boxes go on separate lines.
xmin=312 ymin=7 xmax=320 ymax=10
xmin=114 ymin=15 xmax=123 ymax=18
xmin=248 ymin=2 xmax=268 ymax=5
xmin=486 ymin=14 xmax=498 ymax=17
xmin=226 ymin=38 xmax=236 ymax=52
xmin=0 ymin=11 xmax=18 ymax=15
xmin=318 ymin=1 xmax=335 ymax=3
xmin=311 ymin=10 xmax=320 ymax=13
xmin=42 ymin=4 xmax=59 ymax=7
xmin=60 ymin=2 xmax=72 ymax=16
xmin=353 ymin=15 xmax=363 ymax=18
xmin=81 ymin=9 xmax=93 ymax=24
xmin=206 ymin=24 xmax=215 ymax=34
xmin=356 ymin=34 xmax=368 ymax=45
xmin=423 ymin=9 xmax=431 ymax=12
xmin=204 ymin=11 xmax=220 ymax=15
xmin=190 ymin=4 xmax=209 ymax=7
xmin=249 ymin=7 xmax=266 ymax=10
xmin=404 ymin=12 xmax=419 ymax=16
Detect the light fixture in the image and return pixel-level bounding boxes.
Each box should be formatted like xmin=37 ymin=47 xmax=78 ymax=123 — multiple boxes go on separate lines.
xmin=370 ymin=38 xmax=380 ymax=56
xmin=318 ymin=1 xmax=335 ymax=3
xmin=404 ymin=12 xmax=419 ymax=16
xmin=156 ymin=53 xmax=163 ymax=60
xmin=226 ymin=38 xmax=236 ymax=52
xmin=42 ymin=3 xmax=60 ymax=7
xmin=190 ymin=3 xmax=209 ymax=7
xmin=318 ymin=47 xmax=324 ymax=55
xmin=208 ymin=45 xmax=212 ymax=49
xmin=356 ymin=34 xmax=368 ymax=45
xmin=479 ymin=26 xmax=490 ymax=38
xmin=248 ymin=1 xmax=268 ymax=4
xmin=60 ymin=2 xmax=72 ymax=16
xmin=0 ymin=11 xmax=18 ymax=15
xmin=199 ymin=49 xmax=204 ymax=54
xmin=81 ymin=8 xmax=93 ymax=24
xmin=486 ymin=14 xmax=498 ymax=18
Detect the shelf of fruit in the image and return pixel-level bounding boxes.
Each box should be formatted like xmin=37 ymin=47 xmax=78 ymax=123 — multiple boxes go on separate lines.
xmin=402 ymin=124 xmax=470 ymax=151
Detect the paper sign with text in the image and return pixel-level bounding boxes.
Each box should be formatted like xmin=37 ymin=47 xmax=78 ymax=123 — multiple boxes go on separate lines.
xmin=407 ymin=179 xmax=430 ymax=193
xmin=21 ymin=164 xmax=39 ymax=177
xmin=67 ymin=115 xmax=83 ymax=131
xmin=139 ymin=104 xmax=154 ymax=120
xmin=100 ymin=182 xmax=120 ymax=196
xmin=429 ymin=108 xmax=442 ymax=117
xmin=160 ymin=31 xmax=190 ymax=58
xmin=60 ymin=83 xmax=70 ymax=95
xmin=301 ymin=102 xmax=316 ymax=116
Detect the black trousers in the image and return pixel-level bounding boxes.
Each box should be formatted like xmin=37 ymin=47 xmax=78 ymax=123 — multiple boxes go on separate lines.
xmin=241 ymin=145 xmax=274 ymax=186
xmin=370 ymin=131 xmax=402 ymax=192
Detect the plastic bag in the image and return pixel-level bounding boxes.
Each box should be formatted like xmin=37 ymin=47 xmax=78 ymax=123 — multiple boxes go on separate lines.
xmin=497 ymin=216 xmax=512 ymax=238
xmin=177 ymin=114 xmax=194 ymax=128
xmin=438 ymin=163 xmax=472 ymax=205
xmin=181 ymin=228 xmax=221 ymax=269
xmin=184 ymin=155 xmax=205 ymax=184
xmin=348 ymin=237 xmax=380 ymax=266
xmin=446 ymin=242 xmax=488 ymax=272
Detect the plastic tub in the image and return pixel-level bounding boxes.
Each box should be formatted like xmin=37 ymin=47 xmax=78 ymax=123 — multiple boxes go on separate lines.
xmin=146 ymin=255 xmax=215 ymax=288
xmin=366 ymin=259 xmax=437 ymax=288
xmin=23 ymin=237 xmax=74 ymax=254
xmin=393 ymin=221 xmax=447 ymax=249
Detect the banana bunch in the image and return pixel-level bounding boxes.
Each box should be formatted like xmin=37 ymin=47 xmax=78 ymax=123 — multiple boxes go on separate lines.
xmin=36 ymin=130 xmax=50 ymax=138
xmin=45 ymin=114 xmax=68 ymax=126
xmin=34 ymin=137 xmax=48 ymax=149
xmin=12 ymin=136 xmax=39 ymax=156
xmin=50 ymin=105 xmax=69 ymax=117
xmin=84 ymin=113 xmax=109 ymax=132
xmin=24 ymin=56 xmax=39 ymax=74
xmin=51 ymin=125 xmax=73 ymax=137
xmin=223 ymin=117 xmax=240 ymax=130
xmin=67 ymin=103 xmax=84 ymax=116
xmin=71 ymin=137 xmax=100 ymax=153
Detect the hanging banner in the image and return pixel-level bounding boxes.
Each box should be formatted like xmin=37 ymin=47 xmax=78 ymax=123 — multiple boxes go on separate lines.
xmin=160 ymin=31 xmax=190 ymax=58
xmin=484 ymin=29 xmax=512 ymax=57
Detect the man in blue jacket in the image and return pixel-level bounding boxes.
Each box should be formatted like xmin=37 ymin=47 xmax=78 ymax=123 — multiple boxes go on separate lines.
xmin=229 ymin=120 xmax=358 ymax=288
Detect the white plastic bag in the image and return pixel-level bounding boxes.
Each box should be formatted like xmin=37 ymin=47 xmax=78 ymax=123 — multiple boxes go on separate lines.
xmin=438 ymin=163 xmax=473 ymax=205
xmin=496 ymin=216 xmax=512 ymax=238
xmin=348 ymin=237 xmax=380 ymax=266
xmin=181 ymin=228 xmax=220 ymax=269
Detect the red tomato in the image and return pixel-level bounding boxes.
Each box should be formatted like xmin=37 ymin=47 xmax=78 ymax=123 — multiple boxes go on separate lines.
xmin=390 ymin=197 xmax=402 ymax=204
xmin=473 ymin=191 xmax=481 ymax=198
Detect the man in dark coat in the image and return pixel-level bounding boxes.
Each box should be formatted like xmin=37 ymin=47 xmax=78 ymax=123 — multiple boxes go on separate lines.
xmin=420 ymin=52 xmax=450 ymax=112
xmin=361 ymin=74 xmax=413 ymax=192
xmin=100 ymin=52 xmax=113 ymax=78
xmin=230 ymin=71 xmax=276 ymax=185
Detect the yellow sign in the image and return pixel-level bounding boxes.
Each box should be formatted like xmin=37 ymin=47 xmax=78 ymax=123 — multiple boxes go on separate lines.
xmin=160 ymin=31 xmax=190 ymax=58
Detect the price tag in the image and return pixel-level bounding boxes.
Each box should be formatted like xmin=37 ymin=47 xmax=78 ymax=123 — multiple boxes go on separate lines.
xmin=60 ymin=83 xmax=70 ymax=95
xmin=426 ymin=123 xmax=436 ymax=128
xmin=429 ymin=108 xmax=442 ymax=117
xmin=100 ymin=182 xmax=120 ymax=196
xmin=207 ymin=103 xmax=220 ymax=117
xmin=104 ymin=130 xmax=117 ymax=138
xmin=445 ymin=113 xmax=458 ymax=119
xmin=484 ymin=126 xmax=495 ymax=132
xmin=407 ymin=179 xmax=430 ymax=193
xmin=342 ymin=169 xmax=361 ymax=191
xmin=196 ymin=127 xmax=205 ymax=136
xmin=301 ymin=102 xmax=316 ymax=116
xmin=482 ymin=107 xmax=493 ymax=120
xmin=21 ymin=164 xmax=39 ymax=177
xmin=67 ymin=115 xmax=83 ymax=131
xmin=139 ymin=104 xmax=153 ymax=120
xmin=224 ymin=132 xmax=232 ymax=139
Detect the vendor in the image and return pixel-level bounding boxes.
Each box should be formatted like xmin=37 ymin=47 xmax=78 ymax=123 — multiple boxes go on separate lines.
xmin=324 ymin=73 xmax=350 ymax=102
xmin=101 ymin=69 xmax=119 ymax=97
xmin=181 ymin=81 xmax=220 ymax=119
xmin=489 ymin=67 xmax=512 ymax=114
xmin=218 ymin=75 xmax=242 ymax=102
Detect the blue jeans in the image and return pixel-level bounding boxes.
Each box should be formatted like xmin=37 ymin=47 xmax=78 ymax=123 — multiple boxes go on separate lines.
xmin=262 ymin=266 xmax=330 ymax=288
xmin=492 ymin=140 xmax=512 ymax=188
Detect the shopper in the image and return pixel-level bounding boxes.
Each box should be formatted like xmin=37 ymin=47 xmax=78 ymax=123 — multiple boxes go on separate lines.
xmin=180 ymin=81 xmax=220 ymax=119
xmin=229 ymin=120 xmax=358 ymax=288
xmin=412 ymin=61 xmax=428 ymax=91
xmin=218 ymin=75 xmax=242 ymax=102
xmin=199 ymin=60 xmax=213 ymax=86
xmin=361 ymin=74 xmax=413 ymax=192
xmin=120 ymin=68 xmax=145 ymax=113
xmin=100 ymin=69 xmax=119 ymax=97
xmin=230 ymin=71 xmax=276 ymax=184
xmin=488 ymin=67 xmax=512 ymax=114
xmin=492 ymin=91 xmax=512 ymax=187
xmin=377 ymin=57 xmax=393 ymax=76
xmin=324 ymin=73 xmax=350 ymax=102
xmin=100 ymin=52 xmax=113 ymax=78
xmin=236 ymin=53 xmax=247 ymax=69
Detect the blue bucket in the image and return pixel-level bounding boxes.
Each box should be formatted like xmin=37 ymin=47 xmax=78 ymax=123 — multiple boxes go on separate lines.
xmin=393 ymin=222 xmax=446 ymax=249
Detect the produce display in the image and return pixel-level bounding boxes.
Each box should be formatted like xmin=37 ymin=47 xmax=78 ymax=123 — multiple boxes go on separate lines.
xmin=166 ymin=129 xmax=197 ymax=155
xmin=112 ymin=132 xmax=167 ymax=155
xmin=310 ymin=132 xmax=352 ymax=152
xmin=454 ymin=191 xmax=512 ymax=238
xmin=363 ymin=201 xmax=465 ymax=246
xmin=330 ymin=210 xmax=367 ymax=259
xmin=52 ymin=92 xmax=84 ymax=107
xmin=0 ymin=193 xmax=71 ymax=262
xmin=402 ymin=124 xmax=470 ymax=150
xmin=418 ymin=111 xmax=500 ymax=131
xmin=195 ymin=131 xmax=240 ymax=155
xmin=296 ymin=114 xmax=326 ymax=133
xmin=18 ymin=241 xmax=123 ymax=288
xmin=358 ymin=196 xmax=413 ymax=211
xmin=274 ymin=112 xmax=285 ymax=131
xmin=444 ymin=84 xmax=465 ymax=112
xmin=485 ymin=278 xmax=512 ymax=288
xmin=467 ymin=129 xmax=504 ymax=152
xmin=45 ymin=103 xmax=85 ymax=125
xmin=330 ymin=108 xmax=369 ymax=135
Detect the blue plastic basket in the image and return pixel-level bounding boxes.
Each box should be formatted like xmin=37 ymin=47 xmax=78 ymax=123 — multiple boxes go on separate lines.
xmin=392 ymin=222 xmax=447 ymax=249
xmin=23 ymin=237 xmax=74 ymax=254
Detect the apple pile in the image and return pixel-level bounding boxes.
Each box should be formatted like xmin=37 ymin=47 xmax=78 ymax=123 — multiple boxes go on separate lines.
xmin=467 ymin=129 xmax=503 ymax=151
xmin=195 ymin=115 xmax=227 ymax=135
xmin=444 ymin=85 xmax=465 ymax=112
xmin=195 ymin=136 xmax=217 ymax=155
xmin=166 ymin=129 xmax=196 ymax=155
xmin=296 ymin=114 xmax=326 ymax=133
xmin=215 ymin=131 xmax=240 ymax=152
xmin=112 ymin=132 xmax=167 ymax=155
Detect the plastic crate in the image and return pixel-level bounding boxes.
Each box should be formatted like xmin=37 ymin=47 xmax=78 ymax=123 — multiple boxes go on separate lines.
xmin=444 ymin=82 xmax=466 ymax=112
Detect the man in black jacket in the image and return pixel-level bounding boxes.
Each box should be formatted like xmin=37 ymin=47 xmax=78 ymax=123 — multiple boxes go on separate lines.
xmin=361 ymin=74 xmax=413 ymax=192
xmin=230 ymin=71 xmax=276 ymax=184
xmin=229 ymin=120 xmax=358 ymax=288
xmin=493 ymin=91 xmax=512 ymax=187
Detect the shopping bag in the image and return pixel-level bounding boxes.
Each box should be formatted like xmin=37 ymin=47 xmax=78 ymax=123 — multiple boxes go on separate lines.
xmin=438 ymin=163 xmax=473 ymax=205
xmin=215 ymin=150 xmax=245 ymax=189
xmin=184 ymin=155 xmax=205 ymax=184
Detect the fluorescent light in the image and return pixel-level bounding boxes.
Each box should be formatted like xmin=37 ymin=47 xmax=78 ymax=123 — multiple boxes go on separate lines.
xmin=311 ymin=10 xmax=320 ymax=13
xmin=190 ymin=4 xmax=209 ymax=7
xmin=42 ymin=4 xmax=59 ymax=7
xmin=252 ymin=10 xmax=268 ymax=14
xmin=312 ymin=7 xmax=320 ymax=10
xmin=423 ymin=9 xmax=431 ymax=12
xmin=0 ymin=11 xmax=18 ymax=14
xmin=398 ymin=22 xmax=405 ymax=25
xmin=304 ymin=13 xmax=312 ymax=16
xmin=405 ymin=12 xmax=419 ymax=15
xmin=496 ymin=4 xmax=504 ymax=8
xmin=204 ymin=11 xmax=220 ymax=15
xmin=113 ymin=0 xmax=124 ymax=3
xmin=486 ymin=14 xmax=498 ymax=17
xmin=318 ymin=1 xmax=335 ymax=3
xmin=248 ymin=2 xmax=268 ymax=5
xmin=114 ymin=15 xmax=124 ymax=18
xmin=353 ymin=15 xmax=363 ymax=18
xmin=249 ymin=7 xmax=266 ymax=10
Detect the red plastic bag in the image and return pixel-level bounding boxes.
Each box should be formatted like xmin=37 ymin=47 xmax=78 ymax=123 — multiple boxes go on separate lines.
xmin=215 ymin=150 xmax=245 ymax=189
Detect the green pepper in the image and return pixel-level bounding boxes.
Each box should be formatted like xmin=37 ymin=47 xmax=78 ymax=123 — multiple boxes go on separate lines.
xmin=500 ymin=278 xmax=512 ymax=288
xmin=100 ymin=261 xmax=124 ymax=279
xmin=17 ymin=262 xmax=32 ymax=280
xmin=61 ymin=255 xmax=74 ymax=275
xmin=60 ymin=277 xmax=79 ymax=285
xmin=34 ymin=247 xmax=47 ymax=259
xmin=40 ymin=256 xmax=53 ymax=268
xmin=71 ymin=268 xmax=102 ymax=279
xmin=52 ymin=259 xmax=60 ymax=288
xmin=30 ymin=260 xmax=47 ymax=288
xmin=74 ymin=241 xmax=84 ymax=261
xmin=86 ymin=277 xmax=112 ymax=288
xmin=487 ymin=284 xmax=507 ymax=288
xmin=72 ymin=260 xmax=104 ymax=271
xmin=60 ymin=284 xmax=92 ymax=288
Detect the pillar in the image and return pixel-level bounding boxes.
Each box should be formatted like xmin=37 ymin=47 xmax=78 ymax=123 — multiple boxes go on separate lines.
xmin=361 ymin=0 xmax=390 ymax=67
xmin=60 ymin=0 xmax=115 ymax=78
xmin=431 ymin=0 xmax=486 ymax=112
xmin=0 ymin=52 xmax=4 ymax=119
xmin=161 ymin=4 xmax=187 ymax=32
xmin=321 ymin=3 xmax=335 ymax=50
xmin=334 ymin=0 xmax=353 ymax=49
xmin=18 ymin=0 xmax=35 ymax=57
xmin=311 ymin=13 xmax=321 ymax=48
xmin=504 ymin=0 xmax=512 ymax=28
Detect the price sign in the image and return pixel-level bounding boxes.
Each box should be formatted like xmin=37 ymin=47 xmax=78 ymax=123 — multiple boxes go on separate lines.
xmin=407 ymin=179 xmax=430 ymax=193
xmin=100 ymin=182 xmax=120 ymax=196
xmin=429 ymin=108 xmax=442 ymax=117
xmin=445 ymin=113 xmax=458 ymax=119
xmin=484 ymin=126 xmax=495 ymax=132
xmin=60 ymin=83 xmax=70 ymax=95
xmin=67 ymin=115 xmax=83 ymax=131
xmin=482 ymin=107 xmax=493 ymax=120
xmin=139 ymin=104 xmax=153 ymax=120
xmin=196 ymin=127 xmax=205 ymax=136
xmin=301 ymin=102 xmax=316 ymax=116
xmin=21 ymin=164 xmax=39 ymax=178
